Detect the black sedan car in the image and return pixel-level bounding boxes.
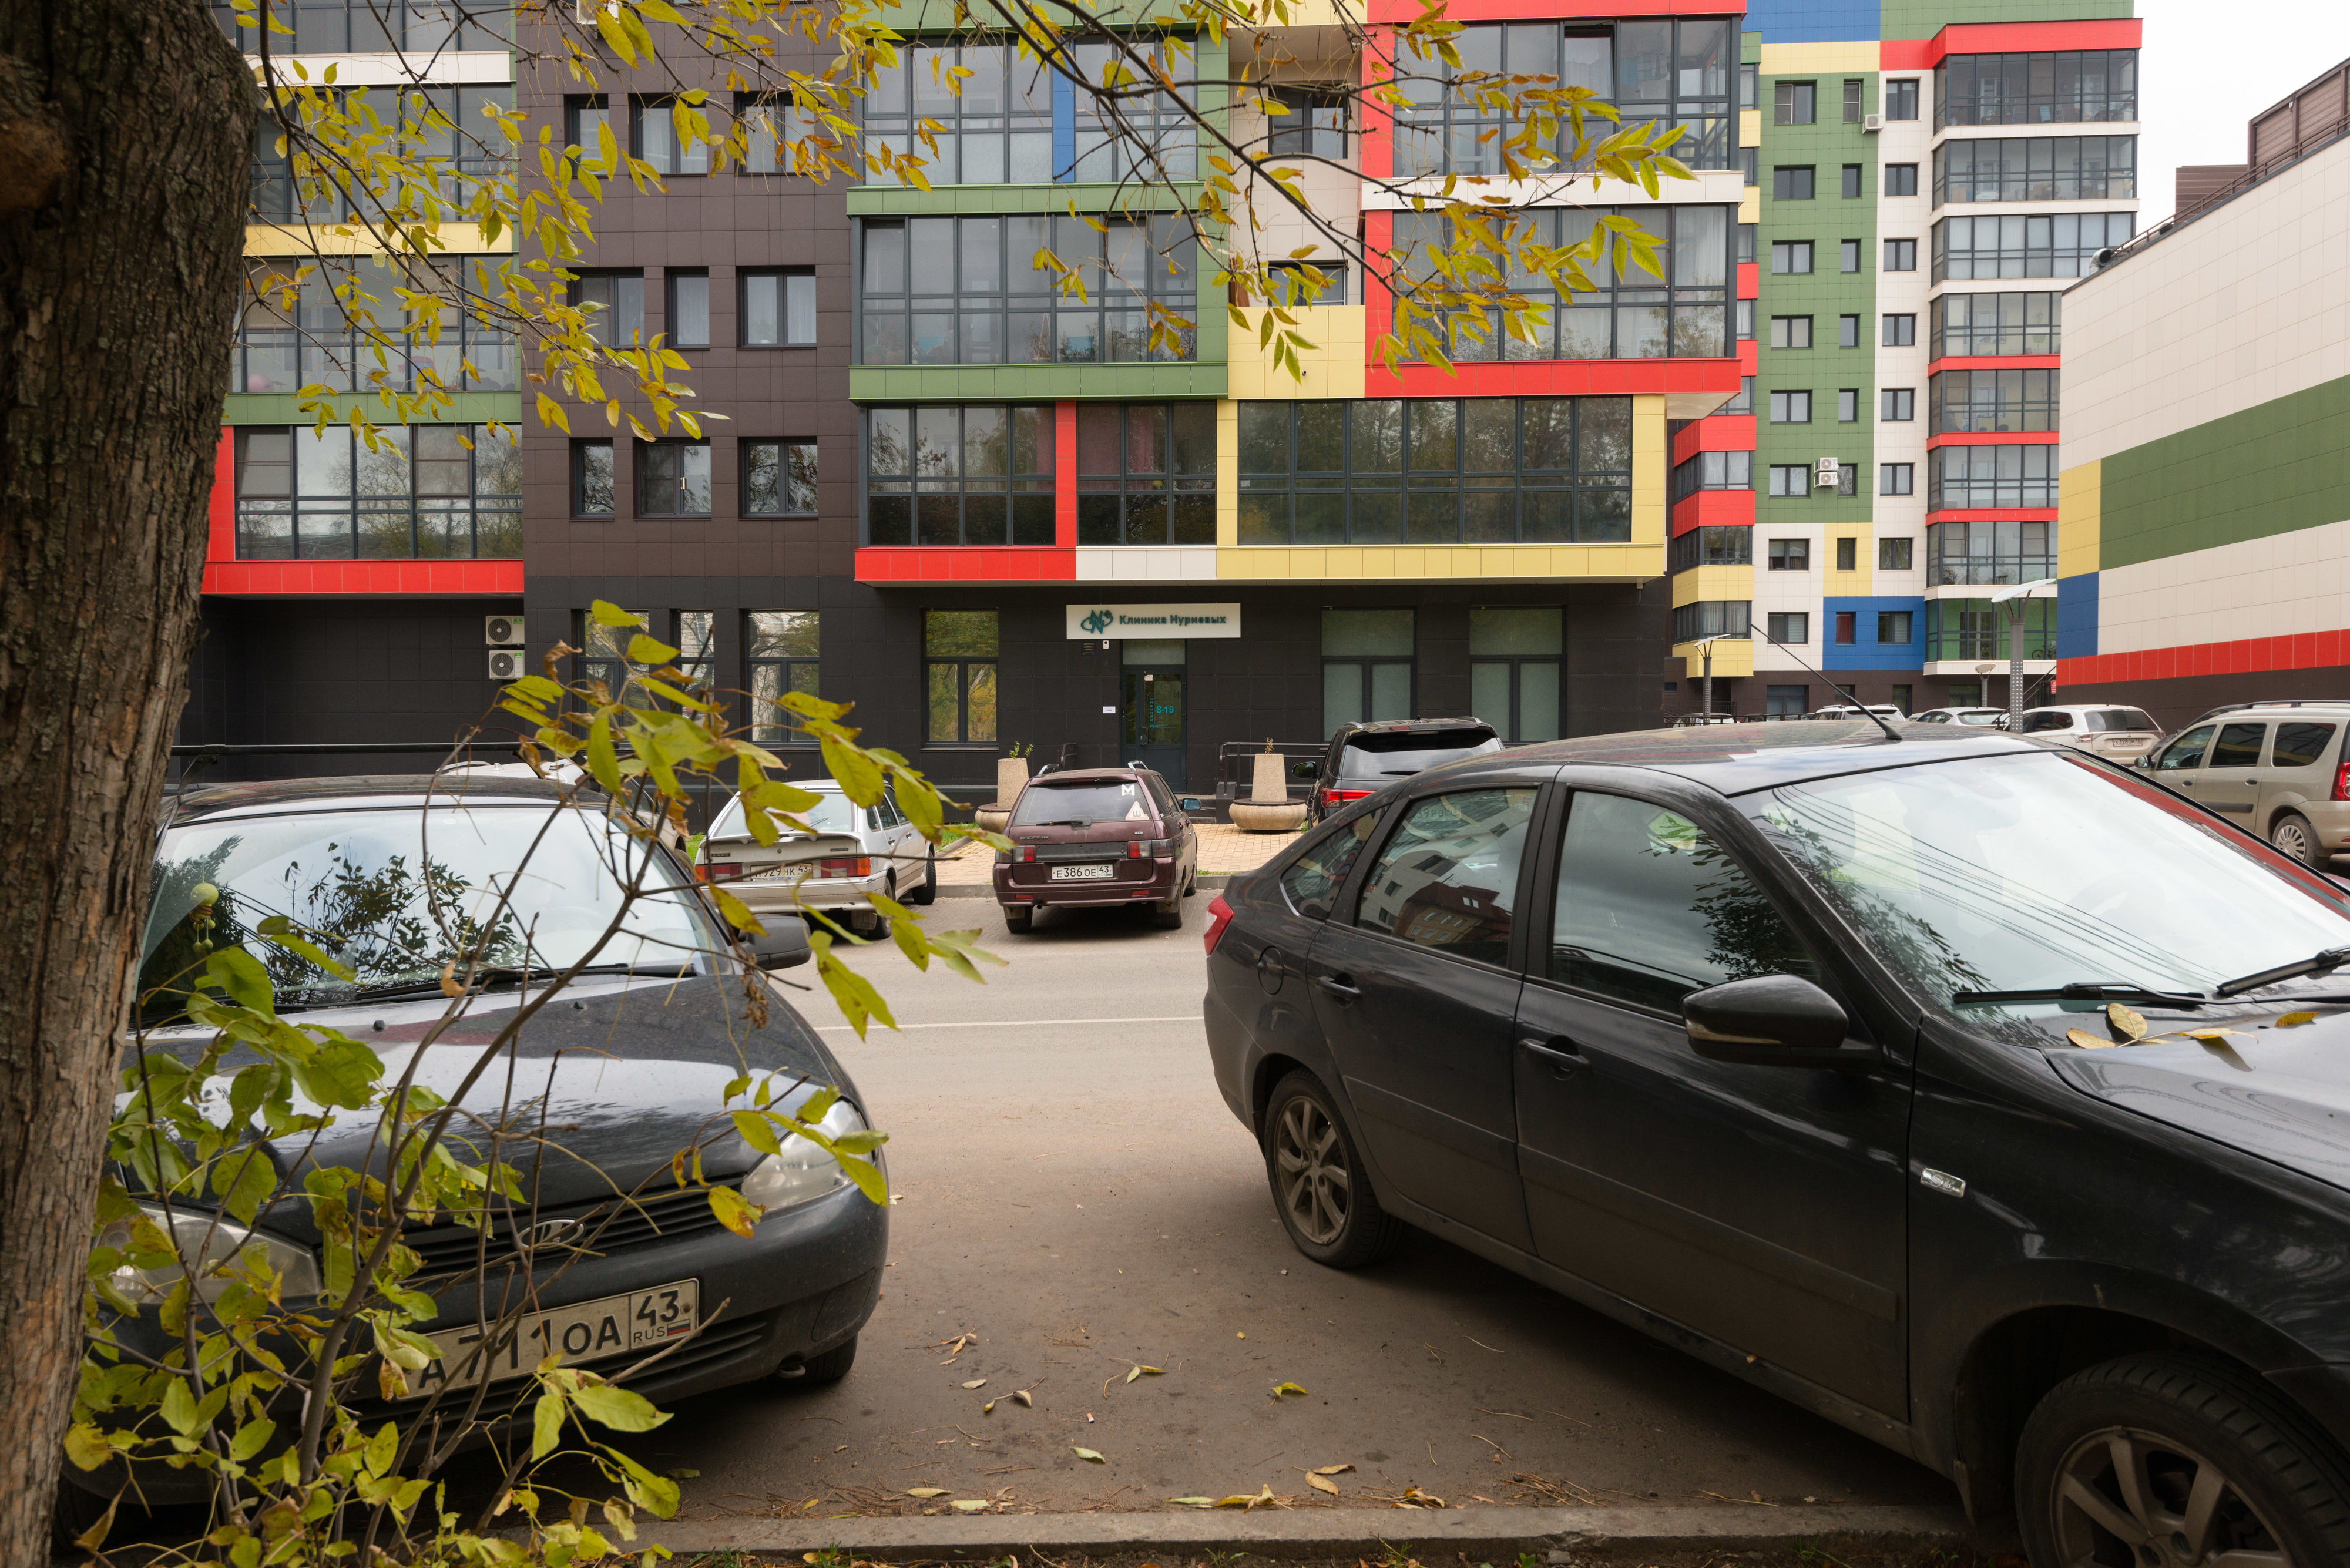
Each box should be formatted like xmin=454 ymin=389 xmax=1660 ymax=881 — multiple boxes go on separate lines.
xmin=91 ymin=775 xmax=885 ymax=1505
xmin=1203 ymin=721 xmax=2350 ymax=1566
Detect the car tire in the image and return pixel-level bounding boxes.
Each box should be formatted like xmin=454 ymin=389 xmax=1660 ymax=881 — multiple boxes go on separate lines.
xmin=1261 ymin=1070 xmax=1406 ymax=1269
xmin=780 ymin=1335 xmax=857 ymax=1389
xmin=910 ymin=851 xmax=939 ymax=906
xmin=2272 ymin=812 xmax=2325 ymax=868
xmin=2016 ymin=1354 xmax=2350 ymax=1568
xmin=1003 ymin=905 xmax=1033 ymax=934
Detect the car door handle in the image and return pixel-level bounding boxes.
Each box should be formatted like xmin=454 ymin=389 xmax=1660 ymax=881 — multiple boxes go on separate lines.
xmin=1316 ymin=974 xmax=1362 ymax=1001
xmin=1520 ymin=1035 xmax=1587 ymax=1077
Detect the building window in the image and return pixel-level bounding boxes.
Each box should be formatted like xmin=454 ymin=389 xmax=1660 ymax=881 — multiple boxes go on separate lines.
xmin=1469 ymin=607 xmax=1564 ymax=744
xmin=1838 ymin=389 xmax=1858 ymax=423
xmin=1926 ymin=597 xmax=2055 ymax=662
xmin=1670 ymin=448 xmax=1752 ymax=501
xmin=217 ymin=0 xmax=511 ymax=49
xmin=1671 ymin=600 xmax=1750 ymax=642
xmin=1932 ymin=213 xmax=2131 ymax=281
xmin=1930 ymin=369 xmax=2059 ymax=434
xmin=1771 ymin=240 xmax=1813 ymax=274
xmin=1841 ymin=163 xmax=1863 ymax=198
xmin=736 ymin=92 xmax=814 ymax=174
xmin=1738 ymin=223 xmax=1756 ymax=263
xmin=864 ymin=405 xmax=1056 ymax=546
xmin=1839 ymin=314 xmax=1861 ymax=348
xmin=746 ymin=610 xmax=820 ymax=744
xmin=1767 ymin=612 xmax=1810 ymax=645
xmin=1741 ymin=147 xmax=1758 ymax=186
xmin=1928 ymin=519 xmax=2056 ymax=586
xmin=1881 ymin=462 xmax=1914 ymax=496
xmin=667 ymin=611 xmax=717 ymax=703
xmin=1834 ymin=610 xmax=1856 ymax=644
xmin=924 ymin=611 xmax=998 ymax=746
xmin=250 ymin=83 xmax=512 ymax=221
xmin=1768 ymin=537 xmax=1810 ymax=570
xmin=1837 ymin=461 xmax=1859 ymax=498
xmin=637 ymin=441 xmax=712 ymax=516
xmin=1934 ymin=137 xmax=2136 ymax=203
xmin=1740 ymin=62 xmax=1758 ymax=110
xmin=1768 ymin=389 xmax=1811 ymax=424
xmin=1835 ymin=536 xmax=1857 ymax=571
xmin=1322 ymin=609 xmax=1414 ymax=734
xmin=1843 ymin=79 xmax=1865 ymax=123
xmin=572 ymin=270 xmax=645 ymax=347
xmin=1767 ymin=684 xmax=1808 ymax=716
xmin=1882 ymin=387 xmax=1915 ymax=421
xmin=573 ymin=439 xmax=614 ymax=516
xmin=1079 ymin=403 xmax=1216 ymax=545
xmin=575 ymin=610 xmax=639 ymax=697
xmin=1770 ymin=315 xmax=1812 ymax=349
xmin=1932 ymin=291 xmax=2060 ymax=355
xmin=1775 ymin=80 xmax=1815 ymax=125
xmin=1879 ymin=536 xmax=1913 ymax=569
xmin=1735 ymin=299 xmax=1755 ymax=340
xmin=1722 ymin=375 xmax=1755 ymax=415
xmin=1264 ymin=85 xmax=1348 ymax=158
xmin=1067 ymin=38 xmax=1198 ymax=181
xmin=1767 ymin=464 xmax=1810 ymax=497
xmin=1261 ymin=261 xmax=1349 ymax=307
xmin=1670 ymin=526 xmax=1753 ymax=569
xmin=667 ymin=270 xmax=709 ymax=348
xmin=1396 ymin=20 xmax=1734 ymax=175
xmin=1885 ymin=79 xmax=1920 ymax=120
xmin=1882 ymin=313 xmax=1916 ymax=347
xmin=861 ymin=42 xmax=1053 ymax=186
xmin=743 ymin=439 xmax=818 ymax=516
xmin=860 ymin=214 xmax=1196 ymax=366
xmin=1772 ymin=165 xmax=1815 ymax=200
xmin=1839 ymin=239 xmax=1861 ymax=273
xmin=1891 ymin=683 xmax=1913 ymax=711
xmin=1885 ymin=162 xmax=1918 ymax=196
xmin=566 ymin=95 xmax=610 ymax=153
xmin=1877 ymin=610 xmax=1914 ymax=645
xmin=1238 ymin=397 xmax=1633 ymax=545
xmin=1929 ymin=445 xmax=2058 ymax=510
xmin=633 ymin=96 xmax=710 ymax=176
xmin=1936 ymin=51 xmax=2138 ymax=130
xmin=233 ymin=424 xmax=521 ymax=560
xmin=1393 ymin=204 xmax=1730 ymax=360
xmin=741 ymin=268 xmax=816 ymax=347
xmin=1884 ymin=239 xmax=1918 ymax=272
xmin=232 ymin=255 xmax=517 ymax=397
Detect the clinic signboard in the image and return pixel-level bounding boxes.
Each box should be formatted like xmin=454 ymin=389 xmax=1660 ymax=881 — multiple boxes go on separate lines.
xmin=1065 ymin=603 xmax=1243 ymax=639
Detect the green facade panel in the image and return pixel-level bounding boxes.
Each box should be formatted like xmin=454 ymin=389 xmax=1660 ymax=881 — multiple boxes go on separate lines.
xmin=1881 ymin=0 xmax=2133 ymax=39
xmin=2097 ymin=372 xmax=2350 ymax=571
xmin=220 ymin=392 xmax=523 ymax=426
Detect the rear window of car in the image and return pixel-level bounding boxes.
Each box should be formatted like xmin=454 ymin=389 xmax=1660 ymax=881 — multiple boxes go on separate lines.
xmin=1955 ymin=711 xmax=2002 ymax=726
xmin=2022 ymin=711 xmax=2076 ymax=733
xmin=1336 ymin=727 xmax=1503 ymax=781
xmin=1012 ymin=780 xmax=1150 ymax=827
xmin=711 ymin=791 xmax=857 ymax=838
xmin=2086 ymin=709 xmax=2156 ymax=731
xmin=2274 ymin=723 xmax=2341 ymax=770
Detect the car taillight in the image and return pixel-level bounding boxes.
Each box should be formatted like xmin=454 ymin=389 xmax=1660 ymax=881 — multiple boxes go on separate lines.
xmin=697 ymin=862 xmax=744 ymax=883
xmin=1128 ymin=838 xmax=1174 ymax=858
xmin=1320 ymin=787 xmax=1372 ymax=810
xmin=817 ymin=857 xmax=871 ymax=877
xmin=2334 ymin=758 xmax=2350 ymax=803
xmin=1009 ymin=844 xmax=1037 ymax=862
xmin=1203 ymin=893 xmax=1236 ymax=955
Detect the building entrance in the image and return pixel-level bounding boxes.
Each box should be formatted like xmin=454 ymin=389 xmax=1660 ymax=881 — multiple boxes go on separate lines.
xmin=1120 ymin=639 xmax=1187 ymax=786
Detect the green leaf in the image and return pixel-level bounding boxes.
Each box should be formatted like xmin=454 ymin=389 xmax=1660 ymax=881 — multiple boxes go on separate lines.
xmin=586 ymin=712 xmax=624 ymax=796
xmin=256 ymin=916 xmax=355 ymax=981
xmin=730 ymin=1109 xmax=784 ymax=1156
xmin=532 ymin=1391 xmax=565 ymax=1460
xmin=64 ymin=1423 xmax=113 ymax=1472
xmin=202 ymin=946 xmax=276 ymax=1015
xmin=291 ymin=1039 xmax=381 ymax=1110
xmin=709 ymin=1184 xmax=761 ymax=1239
xmin=1073 ymin=1446 xmax=1106 ymax=1462
xmin=160 ymin=1378 xmax=202 ymax=1436
xmin=219 ymin=1144 xmax=278 ymax=1225
xmin=820 ymin=734 xmax=886 ymax=806
xmin=230 ymin=1416 xmax=277 ymax=1462
xmin=571 ymin=1382 xmax=672 ymax=1433
xmin=710 ymin=884 xmax=763 ymax=935
xmin=626 ymin=633 xmax=680 ymax=664
xmin=589 ymin=600 xmax=646 ymax=629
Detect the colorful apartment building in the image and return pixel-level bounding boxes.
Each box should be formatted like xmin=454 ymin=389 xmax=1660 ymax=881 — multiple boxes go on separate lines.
xmin=2054 ymin=57 xmax=2349 ymax=729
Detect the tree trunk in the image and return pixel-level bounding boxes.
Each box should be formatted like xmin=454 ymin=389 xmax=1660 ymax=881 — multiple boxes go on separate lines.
xmin=0 ymin=0 xmax=251 ymax=1554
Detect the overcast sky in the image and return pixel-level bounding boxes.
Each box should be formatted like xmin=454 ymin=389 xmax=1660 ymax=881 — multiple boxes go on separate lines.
xmin=2134 ymin=0 xmax=2350 ymax=221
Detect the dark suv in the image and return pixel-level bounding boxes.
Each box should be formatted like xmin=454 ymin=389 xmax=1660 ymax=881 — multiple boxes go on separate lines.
xmin=1300 ymin=718 xmax=1503 ymax=821
xmin=993 ymin=767 xmax=1198 ymax=932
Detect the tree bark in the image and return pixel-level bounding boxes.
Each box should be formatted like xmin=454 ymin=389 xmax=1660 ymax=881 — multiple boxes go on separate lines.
xmin=0 ymin=0 xmax=251 ymax=1554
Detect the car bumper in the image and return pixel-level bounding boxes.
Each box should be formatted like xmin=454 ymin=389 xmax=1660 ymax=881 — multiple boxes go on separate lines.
xmin=994 ymin=859 xmax=1180 ymax=906
xmin=726 ymin=872 xmax=891 ymax=913
xmin=2289 ymin=799 xmax=2350 ymax=854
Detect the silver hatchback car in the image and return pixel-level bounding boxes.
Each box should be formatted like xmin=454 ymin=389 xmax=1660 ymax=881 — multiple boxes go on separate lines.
xmin=2141 ymin=701 xmax=2350 ymax=867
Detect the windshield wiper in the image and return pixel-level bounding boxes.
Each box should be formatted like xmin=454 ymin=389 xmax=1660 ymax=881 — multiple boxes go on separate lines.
xmin=335 ymin=962 xmax=686 ymax=1003
xmin=2217 ymin=946 xmax=2350 ymax=998
xmin=1951 ymin=981 xmax=2211 ymax=1009
xmin=476 ymin=961 xmax=691 ymax=983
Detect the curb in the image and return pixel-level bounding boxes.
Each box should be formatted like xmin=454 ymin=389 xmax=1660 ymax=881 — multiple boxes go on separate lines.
xmin=934 ymin=874 xmax=1238 ymax=901
xmin=633 ymin=1502 xmax=1972 ymax=1559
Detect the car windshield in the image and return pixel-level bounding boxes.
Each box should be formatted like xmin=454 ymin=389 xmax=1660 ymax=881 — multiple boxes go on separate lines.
xmin=1743 ymin=751 xmax=2350 ymax=1009
xmin=1012 ymin=781 xmax=1149 ymax=827
xmin=139 ymin=803 xmax=711 ymax=1013
xmin=711 ymin=790 xmax=857 ymax=838
xmin=1337 ymin=728 xmax=1502 ymax=780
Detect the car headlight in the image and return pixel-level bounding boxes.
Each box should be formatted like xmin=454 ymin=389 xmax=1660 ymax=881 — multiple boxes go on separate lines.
xmin=98 ymin=1204 xmax=321 ymax=1304
xmin=740 ymin=1100 xmax=874 ymax=1217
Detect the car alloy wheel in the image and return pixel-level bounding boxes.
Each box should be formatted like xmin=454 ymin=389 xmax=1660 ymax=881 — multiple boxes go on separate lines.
xmin=1274 ymin=1096 xmax=1349 ymax=1246
xmin=2271 ymin=814 xmax=2321 ymax=868
xmin=2050 ymin=1426 xmax=2285 ymax=1568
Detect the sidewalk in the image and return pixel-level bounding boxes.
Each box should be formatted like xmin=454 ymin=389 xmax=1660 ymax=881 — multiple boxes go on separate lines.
xmin=934 ymin=820 xmax=1301 ymax=890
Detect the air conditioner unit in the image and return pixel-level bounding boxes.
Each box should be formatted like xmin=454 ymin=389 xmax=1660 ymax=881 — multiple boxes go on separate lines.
xmin=488 ymin=649 xmax=523 ymax=681
xmin=485 ymin=613 xmax=523 ymax=647
xmin=1862 ymin=113 xmax=1884 ymax=132
xmin=1814 ymin=456 xmax=1842 ymax=489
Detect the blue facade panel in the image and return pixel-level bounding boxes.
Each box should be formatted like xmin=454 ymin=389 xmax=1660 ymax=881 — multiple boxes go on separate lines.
xmin=2057 ymin=573 xmax=2100 ymax=660
xmin=1742 ymin=1 xmax=1882 ymax=44
xmin=1824 ymin=595 xmax=1924 ymax=670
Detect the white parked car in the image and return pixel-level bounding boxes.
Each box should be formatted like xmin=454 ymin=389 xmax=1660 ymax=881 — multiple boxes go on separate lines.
xmin=700 ymin=781 xmax=936 ymax=934
xmin=1911 ymin=706 xmax=2008 ymax=728
xmin=1811 ymin=703 xmax=1906 ymax=720
xmin=2016 ymin=703 xmax=2164 ymax=760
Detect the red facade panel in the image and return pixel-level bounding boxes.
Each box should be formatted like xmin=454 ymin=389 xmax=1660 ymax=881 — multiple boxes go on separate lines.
xmin=1926 ymin=354 xmax=2062 ymax=374
xmin=1881 ymin=18 xmax=2141 ymax=70
xmin=1671 ymin=415 xmax=1757 ymax=464
xmin=854 ymin=547 xmax=1077 ymax=585
xmin=2060 ymin=629 xmax=2349 ymax=689
xmin=1363 ymin=358 xmax=1742 ymax=398
xmin=1926 ymin=431 xmax=2059 ymax=449
xmin=1671 ymin=487 xmax=1754 ymax=536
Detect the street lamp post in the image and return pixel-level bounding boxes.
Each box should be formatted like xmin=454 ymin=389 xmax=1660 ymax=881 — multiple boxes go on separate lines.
xmin=1989 ymin=577 xmax=2058 ymax=731
xmin=1688 ymin=632 xmax=1731 ymax=718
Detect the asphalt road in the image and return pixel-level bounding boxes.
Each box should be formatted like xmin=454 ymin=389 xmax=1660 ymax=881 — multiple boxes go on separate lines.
xmin=649 ymin=896 xmax=1955 ymax=1523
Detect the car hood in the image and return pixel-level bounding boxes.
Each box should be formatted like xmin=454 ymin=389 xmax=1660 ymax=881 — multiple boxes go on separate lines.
xmin=133 ymin=973 xmax=853 ymax=1243
xmin=2044 ymin=1004 xmax=2350 ymax=1190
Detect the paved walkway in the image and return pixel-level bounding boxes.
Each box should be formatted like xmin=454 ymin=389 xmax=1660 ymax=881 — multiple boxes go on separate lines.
xmin=935 ymin=820 xmax=1301 ymax=887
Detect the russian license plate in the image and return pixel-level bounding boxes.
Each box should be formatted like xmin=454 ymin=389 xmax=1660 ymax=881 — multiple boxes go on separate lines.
xmin=419 ymin=1280 xmax=698 ymax=1391
xmin=1049 ymin=863 xmax=1116 ymax=881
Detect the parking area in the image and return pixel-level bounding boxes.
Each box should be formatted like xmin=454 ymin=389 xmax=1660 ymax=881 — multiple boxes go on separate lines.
xmin=642 ymin=899 xmax=1950 ymax=1523
xmin=931 ymin=821 xmax=1301 ymax=892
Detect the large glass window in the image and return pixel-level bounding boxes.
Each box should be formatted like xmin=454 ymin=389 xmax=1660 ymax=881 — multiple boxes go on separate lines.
xmin=1391 ymin=204 xmax=1730 ymax=361
xmin=925 ymin=611 xmax=999 ymax=746
xmin=736 ymin=92 xmax=817 ymax=174
xmin=862 ymin=42 xmax=1054 ymax=186
xmin=636 ymin=441 xmax=711 ymax=517
xmin=864 ymin=405 xmax=1056 ymax=546
xmin=1469 ymin=607 xmax=1563 ymax=745
xmin=633 ymin=96 xmax=710 ymax=176
xmin=1924 ymin=598 xmax=2054 ymax=662
xmin=1354 ymin=789 xmax=1537 ymax=968
xmin=744 ymin=439 xmax=818 ymax=516
xmin=1669 ymin=526 xmax=1752 ymax=569
xmin=1077 ymin=403 xmax=1216 ymax=545
xmin=1670 ymin=601 xmax=1750 ymax=642
xmin=1934 ymin=136 xmax=2136 ymax=202
xmin=214 ymin=0 xmax=511 ymax=51
xmin=1322 ymin=609 xmax=1414 ymax=734
xmin=1671 ymin=449 xmax=1751 ymax=501
xmin=1068 ymin=38 xmax=1198 ymax=181
xmin=1933 ymin=213 xmax=2134 ymax=283
xmin=249 ymin=84 xmax=512 ymax=221
xmin=746 ymin=610 xmax=820 ymax=744
xmin=742 ymin=270 xmax=817 ymax=346
xmin=233 ymin=256 xmax=515 ymax=395
xmin=1396 ymin=19 xmax=1731 ymax=176
xmin=572 ymin=270 xmax=645 ymax=347
xmin=1931 ymin=292 xmax=2061 ymax=357
xmin=859 ymin=214 xmax=1196 ymax=365
xmin=1935 ymin=51 xmax=2138 ymax=129
xmin=1264 ymin=85 xmax=1349 ymax=159
xmin=1929 ymin=445 xmax=2057 ymax=510
xmin=1929 ymin=369 xmax=2059 ymax=434
xmin=233 ymin=425 xmax=521 ymax=560
xmin=1926 ymin=520 xmax=2054 ymax=586
xmin=1237 ymin=398 xmax=1633 ymax=546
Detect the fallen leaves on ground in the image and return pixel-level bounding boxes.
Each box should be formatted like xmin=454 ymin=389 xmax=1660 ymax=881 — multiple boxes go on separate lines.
xmin=1392 ymin=1485 xmax=1446 ymax=1509
xmin=961 ymin=1379 xmax=987 ymax=1389
xmin=1511 ymin=1471 xmax=1600 ymax=1505
xmin=905 ymin=1488 xmax=946 ymax=1499
xmin=1012 ymin=1389 xmax=1033 ymax=1407
xmin=1073 ymin=1447 xmax=1106 ymax=1463
xmin=1270 ymin=1381 xmax=1310 ymax=1399
xmin=1304 ymin=1462 xmax=1354 ymax=1495
xmin=1125 ymin=1364 xmax=1164 ymax=1382
xmin=951 ymin=1500 xmax=989 ymax=1513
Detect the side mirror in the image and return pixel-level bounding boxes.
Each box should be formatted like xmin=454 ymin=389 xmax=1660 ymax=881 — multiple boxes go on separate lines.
xmin=748 ymin=915 xmax=811 ymax=971
xmin=1292 ymin=760 xmax=1322 ymax=780
xmin=1683 ymin=975 xmax=1872 ymax=1071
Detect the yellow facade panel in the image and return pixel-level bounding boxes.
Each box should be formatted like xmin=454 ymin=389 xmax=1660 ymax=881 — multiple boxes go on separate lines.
xmin=1759 ymin=41 xmax=1882 ymax=75
xmin=1214 ymin=543 xmax=1665 ymax=581
xmin=245 ymin=222 xmax=512 ymax=257
xmin=1674 ymin=637 xmax=1755 ymax=679
xmin=1738 ymin=109 xmax=1762 ymax=148
xmin=1226 ymin=305 xmax=1366 ymax=401
xmin=1738 ymin=189 xmax=1760 ymax=224
xmin=1671 ymin=565 xmax=1753 ymax=608
xmin=2059 ymin=460 xmax=2102 ymax=578
xmin=1216 ymin=401 xmax=1240 ymax=546
xmin=1825 ymin=524 xmax=1873 ymax=597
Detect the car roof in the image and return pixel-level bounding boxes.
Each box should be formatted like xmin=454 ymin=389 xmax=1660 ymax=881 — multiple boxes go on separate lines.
xmin=1335 ymin=717 xmax=1488 ymax=737
xmin=168 ymin=773 xmax=578 ymax=823
xmin=1024 ymin=767 xmax=1151 ymax=783
xmin=1426 ymin=721 xmax=2041 ymax=797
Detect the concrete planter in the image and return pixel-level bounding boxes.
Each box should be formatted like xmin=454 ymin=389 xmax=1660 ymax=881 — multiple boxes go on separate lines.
xmin=974 ymin=807 xmax=1013 ymax=835
xmin=995 ymin=757 xmax=1029 ymax=808
xmin=1229 ymin=801 xmax=1307 ymax=832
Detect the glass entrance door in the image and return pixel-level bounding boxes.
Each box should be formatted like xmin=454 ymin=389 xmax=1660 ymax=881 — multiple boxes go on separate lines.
xmin=1120 ymin=640 xmax=1187 ymax=785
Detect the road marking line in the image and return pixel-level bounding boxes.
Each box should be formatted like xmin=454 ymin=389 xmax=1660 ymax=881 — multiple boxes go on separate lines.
xmin=814 ymin=1015 xmax=1197 ymax=1032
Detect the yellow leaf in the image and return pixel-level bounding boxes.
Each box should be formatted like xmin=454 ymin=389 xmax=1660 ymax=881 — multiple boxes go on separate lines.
xmin=1074 ymin=1446 xmax=1106 ymax=1462
xmin=962 ymin=1379 xmax=987 ymax=1389
xmin=707 ymin=1184 xmax=761 ymax=1240
xmin=1271 ymin=1381 xmax=1310 ymax=1398
xmin=2065 ymin=1029 xmax=2117 ymax=1049
xmin=1169 ymin=1496 xmax=1217 ymax=1507
xmin=2278 ymin=1012 xmax=2321 ymax=1027
xmin=534 ymin=391 xmax=570 ymax=434
xmin=2106 ymin=1002 xmax=2148 ymax=1042
xmin=1308 ymin=1472 xmax=1339 ymax=1495
xmin=983 ymin=1400 xmax=996 ymax=1413
xmin=951 ymin=1499 xmax=989 ymax=1513
xmin=906 ymin=1488 xmax=947 ymax=1498
xmin=1311 ymin=1463 xmax=1355 ymax=1475
xmin=1013 ymin=1389 xmax=1033 ymax=1407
